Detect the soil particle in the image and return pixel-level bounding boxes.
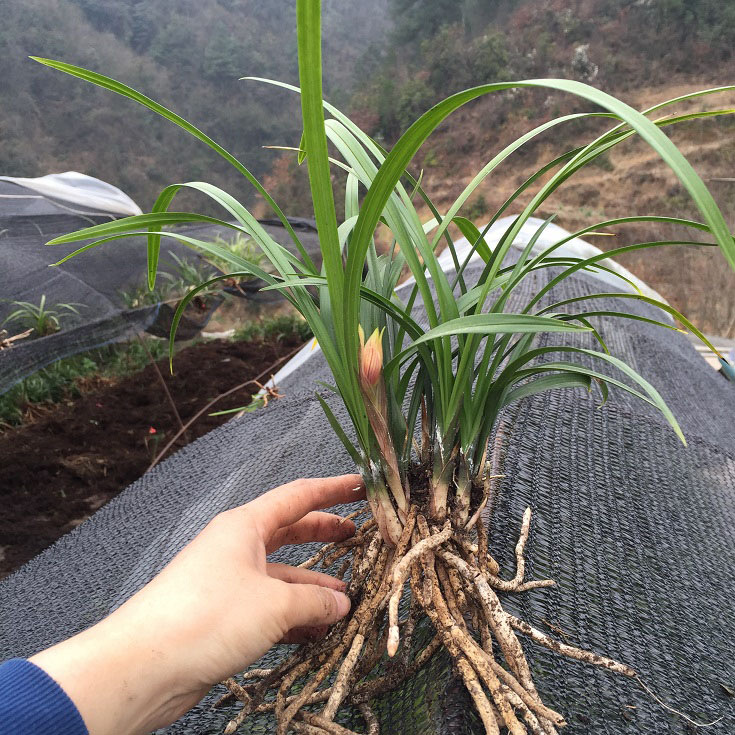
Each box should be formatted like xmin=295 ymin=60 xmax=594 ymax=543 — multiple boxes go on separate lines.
xmin=0 ymin=333 xmax=304 ymax=579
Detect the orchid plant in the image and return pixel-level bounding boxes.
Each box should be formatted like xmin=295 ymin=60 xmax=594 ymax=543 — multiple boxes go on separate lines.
xmin=33 ymin=1 xmax=735 ymax=731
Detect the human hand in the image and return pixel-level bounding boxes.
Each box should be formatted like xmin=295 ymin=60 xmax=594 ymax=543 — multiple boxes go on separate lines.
xmin=30 ymin=474 xmax=365 ymax=735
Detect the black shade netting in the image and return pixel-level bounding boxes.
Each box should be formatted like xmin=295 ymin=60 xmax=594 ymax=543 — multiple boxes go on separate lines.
xmin=0 ymin=215 xmax=321 ymax=395
xmin=0 ymin=264 xmax=733 ymax=734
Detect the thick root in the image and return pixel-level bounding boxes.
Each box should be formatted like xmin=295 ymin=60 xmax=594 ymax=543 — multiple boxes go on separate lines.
xmin=220 ymin=506 xmax=642 ymax=735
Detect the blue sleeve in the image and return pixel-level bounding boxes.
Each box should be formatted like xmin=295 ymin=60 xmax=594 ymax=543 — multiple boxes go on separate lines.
xmin=0 ymin=658 xmax=88 ymax=735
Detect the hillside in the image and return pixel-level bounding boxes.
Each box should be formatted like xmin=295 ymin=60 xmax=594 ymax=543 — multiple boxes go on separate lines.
xmin=3 ymin=0 xmax=734 ymax=336
xmin=415 ymin=83 xmax=735 ymax=339
xmin=259 ymin=0 xmax=735 ymax=337
xmin=0 ymin=0 xmax=389 ymax=210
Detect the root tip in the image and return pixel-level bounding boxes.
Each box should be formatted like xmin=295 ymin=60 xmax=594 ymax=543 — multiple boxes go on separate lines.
xmin=387 ymin=627 xmax=399 ymax=657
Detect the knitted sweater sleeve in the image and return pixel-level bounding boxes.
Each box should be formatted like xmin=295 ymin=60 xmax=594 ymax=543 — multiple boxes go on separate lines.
xmin=0 ymin=658 xmax=88 ymax=735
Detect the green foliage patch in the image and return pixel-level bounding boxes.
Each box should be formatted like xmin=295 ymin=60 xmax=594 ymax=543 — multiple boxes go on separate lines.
xmin=0 ymin=314 xmax=311 ymax=428
xmin=0 ymin=338 xmax=166 ymax=427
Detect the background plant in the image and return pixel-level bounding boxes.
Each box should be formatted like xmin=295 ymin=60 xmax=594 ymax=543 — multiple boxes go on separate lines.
xmin=6 ymin=0 xmax=735 ymax=209
xmin=0 ymin=315 xmax=308 ymax=428
xmin=166 ymin=252 xmax=220 ymax=294
xmin=0 ymin=337 xmax=166 ymax=427
xmin=0 ymin=0 xmax=389 ymax=205
xmin=233 ymin=314 xmax=312 ymax=343
xmin=120 ymin=253 xmax=221 ymax=308
xmin=205 ymin=232 xmax=270 ymax=278
xmin=1 ymin=296 xmax=82 ymax=338
xmin=120 ymin=278 xmax=179 ymax=308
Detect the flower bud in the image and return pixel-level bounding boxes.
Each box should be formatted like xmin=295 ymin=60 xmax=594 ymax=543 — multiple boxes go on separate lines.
xmin=358 ymin=325 xmax=384 ymax=389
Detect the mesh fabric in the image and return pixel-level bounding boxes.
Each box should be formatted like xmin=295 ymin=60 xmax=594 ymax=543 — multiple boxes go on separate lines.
xmin=0 ymin=264 xmax=733 ymax=734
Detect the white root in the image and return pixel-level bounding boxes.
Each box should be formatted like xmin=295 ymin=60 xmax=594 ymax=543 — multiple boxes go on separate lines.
xmin=321 ymin=633 xmax=365 ymax=720
xmin=465 ymin=475 xmax=504 ymax=531
xmin=241 ymin=668 xmax=273 ymax=681
xmin=513 ymin=507 xmax=532 ymax=584
xmin=386 ymin=520 xmax=451 ymax=657
xmin=507 ymin=615 xmax=636 ymax=678
xmin=439 ymin=548 xmax=539 ymax=695
xmin=220 ymin=493 xmax=699 ymax=735
xmin=636 ymin=677 xmax=723 ymax=728
xmin=358 ymin=703 xmax=380 ymax=735
xmin=455 ymin=655 xmax=502 ymax=735
xmin=448 ymin=625 xmax=566 ymax=729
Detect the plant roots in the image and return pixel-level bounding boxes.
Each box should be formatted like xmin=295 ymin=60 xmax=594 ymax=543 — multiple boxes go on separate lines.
xmin=216 ymin=504 xmax=639 ymax=735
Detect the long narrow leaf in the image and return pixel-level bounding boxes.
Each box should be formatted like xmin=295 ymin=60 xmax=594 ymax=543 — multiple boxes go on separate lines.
xmin=316 ymin=394 xmax=363 ymax=465
xmin=384 ymin=314 xmax=590 ymax=376
xmin=30 ymin=56 xmax=314 ymax=268
xmin=503 ymin=373 xmax=593 ymax=405
xmin=541 ymin=292 xmax=722 ymax=357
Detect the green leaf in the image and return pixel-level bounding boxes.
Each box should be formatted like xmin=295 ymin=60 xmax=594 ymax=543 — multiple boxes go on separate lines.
xmin=297 ymin=0 xmax=344 ymax=336
xmin=452 ymin=217 xmax=493 ymax=264
xmin=316 ymin=394 xmax=363 ymax=466
xmin=385 ymin=314 xmax=590 ymax=376
xmin=540 ymin=292 xmax=722 ymax=358
xmin=430 ymin=114 xmax=609 ymax=251
xmin=524 ymin=240 xmax=714 ymax=313
xmin=46 ymin=212 xmax=234 ymax=245
xmin=347 ymin=80 xmax=735 ymax=367
xmin=497 ymin=346 xmax=686 ymax=444
xmin=167 ymin=272 xmax=266 ymax=371
xmin=503 ymin=373 xmax=593 ymax=406
xmin=30 ymin=56 xmax=310 ymax=266
xmin=560 ymin=310 xmax=683 ymax=335
xmin=210 ymin=401 xmax=261 ymax=417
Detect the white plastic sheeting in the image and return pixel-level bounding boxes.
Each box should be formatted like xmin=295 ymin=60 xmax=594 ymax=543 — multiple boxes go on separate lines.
xmin=414 ymin=216 xmax=665 ymax=301
xmin=264 ymin=215 xmax=666 ymax=389
xmin=0 ymin=171 xmax=142 ymax=217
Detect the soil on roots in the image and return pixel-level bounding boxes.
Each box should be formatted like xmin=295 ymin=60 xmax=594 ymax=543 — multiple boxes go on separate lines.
xmin=217 ymin=495 xmax=638 ymax=735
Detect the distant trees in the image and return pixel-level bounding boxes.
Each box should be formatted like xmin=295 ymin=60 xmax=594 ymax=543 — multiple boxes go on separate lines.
xmin=389 ymin=0 xmax=507 ymax=43
xmin=645 ymin=0 xmax=735 ymax=57
xmin=352 ymin=2 xmax=512 ymax=139
xmin=349 ymin=0 xmax=735 ymax=141
xmin=4 ymin=0 xmax=734 ymax=215
xmin=389 ymin=0 xmax=462 ymax=43
xmin=0 ymin=0 xmax=389 ymax=212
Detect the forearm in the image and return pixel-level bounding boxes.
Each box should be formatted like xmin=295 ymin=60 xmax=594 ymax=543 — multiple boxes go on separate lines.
xmin=30 ymin=615 xmax=192 ymax=735
xmin=22 ymin=476 xmax=360 ymax=735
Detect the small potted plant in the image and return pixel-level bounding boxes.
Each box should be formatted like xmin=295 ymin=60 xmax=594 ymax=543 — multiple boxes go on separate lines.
xmin=120 ymin=253 xmax=225 ymax=340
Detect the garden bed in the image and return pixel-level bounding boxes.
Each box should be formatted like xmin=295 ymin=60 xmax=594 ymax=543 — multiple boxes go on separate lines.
xmin=0 ymin=330 xmax=307 ymax=579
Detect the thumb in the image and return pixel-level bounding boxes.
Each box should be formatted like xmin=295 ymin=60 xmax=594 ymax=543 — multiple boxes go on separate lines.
xmin=280 ymin=582 xmax=351 ymax=631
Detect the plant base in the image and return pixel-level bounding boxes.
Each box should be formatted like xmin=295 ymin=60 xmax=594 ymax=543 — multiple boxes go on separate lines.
xmin=216 ymin=503 xmax=637 ymax=734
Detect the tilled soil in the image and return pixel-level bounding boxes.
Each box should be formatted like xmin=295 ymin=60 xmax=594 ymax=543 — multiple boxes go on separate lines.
xmin=0 ymin=333 xmax=305 ymax=579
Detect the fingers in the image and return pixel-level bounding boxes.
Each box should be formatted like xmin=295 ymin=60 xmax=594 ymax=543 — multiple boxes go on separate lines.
xmin=266 ymin=562 xmax=347 ymax=592
xmin=248 ymin=475 xmax=365 ymax=540
xmin=268 ymin=565 xmax=350 ymax=644
xmin=265 ymin=511 xmax=356 ymax=554
xmin=276 ymin=580 xmax=351 ymax=631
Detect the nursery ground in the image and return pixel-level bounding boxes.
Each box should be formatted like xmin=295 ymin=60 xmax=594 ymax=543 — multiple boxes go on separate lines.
xmin=0 ymin=331 xmax=306 ymax=579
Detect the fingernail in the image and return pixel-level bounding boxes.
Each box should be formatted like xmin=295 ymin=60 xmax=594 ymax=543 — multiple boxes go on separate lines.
xmin=331 ymin=589 xmax=351 ymax=617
